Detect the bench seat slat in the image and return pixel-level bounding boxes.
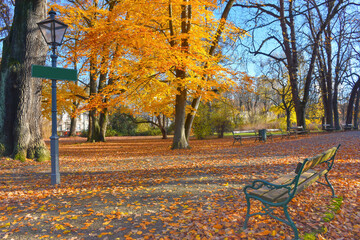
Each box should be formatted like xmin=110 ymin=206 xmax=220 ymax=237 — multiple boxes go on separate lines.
xmin=249 ymin=169 xmax=328 ymax=203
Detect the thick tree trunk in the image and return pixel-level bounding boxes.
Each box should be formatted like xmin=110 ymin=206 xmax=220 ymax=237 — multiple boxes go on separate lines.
xmin=172 ymin=2 xmax=191 ymax=149
xmin=172 ymin=86 xmax=189 ymax=149
xmin=0 ymin=0 xmax=49 ymax=161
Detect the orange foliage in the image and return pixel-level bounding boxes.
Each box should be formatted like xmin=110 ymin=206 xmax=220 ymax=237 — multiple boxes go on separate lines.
xmin=53 ymin=0 xmax=247 ymax=118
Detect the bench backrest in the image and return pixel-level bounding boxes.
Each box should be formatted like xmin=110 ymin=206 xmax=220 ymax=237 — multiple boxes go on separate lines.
xmin=295 ymin=145 xmax=340 ymax=175
xmin=266 ymin=128 xmax=282 ymax=132
xmin=233 ymin=130 xmax=257 ymax=135
xmin=290 ymin=126 xmax=304 ymax=131
xmin=276 ymin=145 xmax=341 ymax=202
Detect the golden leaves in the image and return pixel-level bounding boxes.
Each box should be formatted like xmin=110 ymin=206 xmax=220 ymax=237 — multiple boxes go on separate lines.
xmin=50 ymin=0 xmax=248 ymax=118
xmin=1 ymin=132 xmax=358 ymax=238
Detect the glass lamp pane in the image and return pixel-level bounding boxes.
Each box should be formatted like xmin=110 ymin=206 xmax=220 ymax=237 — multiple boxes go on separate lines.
xmin=54 ymin=26 xmax=67 ymax=44
xmin=38 ymin=22 xmax=53 ymax=44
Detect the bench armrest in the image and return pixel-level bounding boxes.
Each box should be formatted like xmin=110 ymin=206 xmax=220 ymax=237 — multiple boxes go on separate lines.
xmin=243 ymin=179 xmax=292 ymax=195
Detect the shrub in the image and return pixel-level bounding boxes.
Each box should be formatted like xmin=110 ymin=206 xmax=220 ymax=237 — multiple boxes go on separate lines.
xmin=193 ymin=103 xmax=212 ymax=139
xmin=108 ymin=113 xmax=137 ymax=136
xmin=106 ymin=128 xmax=120 ymax=137
xmin=135 ymin=123 xmax=161 ymax=136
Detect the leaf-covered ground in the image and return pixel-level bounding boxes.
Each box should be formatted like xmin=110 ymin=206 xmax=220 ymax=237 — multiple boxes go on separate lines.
xmin=0 ymin=131 xmax=359 ymax=239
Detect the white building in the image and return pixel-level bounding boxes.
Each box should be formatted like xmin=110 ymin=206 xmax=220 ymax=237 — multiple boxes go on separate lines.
xmin=57 ymin=112 xmax=89 ymax=136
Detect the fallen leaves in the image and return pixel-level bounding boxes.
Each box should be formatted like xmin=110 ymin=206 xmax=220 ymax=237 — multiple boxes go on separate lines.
xmin=0 ymin=132 xmax=359 ymax=239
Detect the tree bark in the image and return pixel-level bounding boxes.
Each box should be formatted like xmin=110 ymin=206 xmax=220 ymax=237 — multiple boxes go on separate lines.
xmin=0 ymin=0 xmax=49 ymax=161
xmin=69 ymin=116 xmax=77 ymax=136
xmin=172 ymin=87 xmax=189 ymax=149
xmin=87 ymin=59 xmax=101 ymax=142
xmin=172 ymin=1 xmax=191 ymax=149
xmin=345 ymin=77 xmax=360 ymax=125
xmin=353 ymin=87 xmax=360 ymax=129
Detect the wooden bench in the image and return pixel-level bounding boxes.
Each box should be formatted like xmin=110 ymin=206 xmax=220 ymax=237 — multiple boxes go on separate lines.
xmin=288 ymin=126 xmax=309 ymax=137
xmin=266 ymin=128 xmax=290 ymax=140
xmin=232 ymin=130 xmax=259 ymax=145
xmin=243 ymin=145 xmax=341 ymax=239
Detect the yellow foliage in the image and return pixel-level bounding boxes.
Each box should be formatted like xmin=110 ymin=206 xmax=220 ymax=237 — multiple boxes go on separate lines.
xmin=52 ymin=0 xmax=249 ymax=117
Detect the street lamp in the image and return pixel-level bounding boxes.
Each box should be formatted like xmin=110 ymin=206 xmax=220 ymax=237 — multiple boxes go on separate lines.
xmin=37 ymin=9 xmax=68 ymax=185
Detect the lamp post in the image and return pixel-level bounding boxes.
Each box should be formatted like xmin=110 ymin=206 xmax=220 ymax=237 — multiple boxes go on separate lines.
xmin=37 ymin=9 xmax=68 ymax=185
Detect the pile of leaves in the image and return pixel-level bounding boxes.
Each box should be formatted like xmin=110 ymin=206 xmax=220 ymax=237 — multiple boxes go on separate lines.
xmin=0 ymin=132 xmax=359 ymax=239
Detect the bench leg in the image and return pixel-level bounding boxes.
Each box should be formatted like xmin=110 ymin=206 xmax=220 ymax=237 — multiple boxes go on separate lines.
xmin=324 ymin=173 xmax=337 ymax=198
xmin=283 ymin=205 xmax=299 ymax=240
xmin=233 ymin=138 xmax=242 ymax=145
xmin=243 ymin=196 xmax=251 ymax=229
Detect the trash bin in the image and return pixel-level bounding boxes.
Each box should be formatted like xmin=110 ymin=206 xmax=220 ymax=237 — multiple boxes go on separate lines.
xmin=258 ymin=129 xmax=267 ymax=142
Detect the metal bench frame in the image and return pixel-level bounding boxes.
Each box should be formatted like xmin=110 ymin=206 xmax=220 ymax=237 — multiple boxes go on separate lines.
xmin=232 ymin=130 xmax=260 ymax=145
xmin=243 ymin=145 xmax=341 ymax=239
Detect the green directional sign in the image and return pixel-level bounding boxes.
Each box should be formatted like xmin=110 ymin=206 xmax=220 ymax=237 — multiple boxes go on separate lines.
xmin=32 ymin=65 xmax=77 ymax=81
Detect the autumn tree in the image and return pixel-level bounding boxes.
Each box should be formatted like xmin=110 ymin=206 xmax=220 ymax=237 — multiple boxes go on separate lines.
xmin=58 ymin=0 xmax=244 ymax=149
xmin=0 ymin=0 xmax=49 ymax=161
xmin=234 ymin=0 xmax=346 ymax=129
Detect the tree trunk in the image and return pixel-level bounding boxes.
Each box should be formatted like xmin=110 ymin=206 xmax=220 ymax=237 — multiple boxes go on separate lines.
xmin=87 ymin=59 xmax=101 ymax=142
xmin=172 ymin=1 xmax=191 ymax=149
xmin=160 ymin=127 xmax=168 ymax=139
xmin=69 ymin=116 xmax=77 ymax=136
xmin=345 ymin=77 xmax=360 ymax=125
xmin=0 ymin=0 xmax=49 ymax=161
xmin=99 ymin=111 xmax=108 ymax=142
xmin=333 ymin=83 xmax=341 ymax=130
xmin=353 ymin=87 xmax=360 ymax=129
xmin=157 ymin=115 xmax=168 ymax=139
xmin=172 ymin=86 xmax=189 ymax=149
xmin=95 ymin=68 xmax=108 ymax=142
xmin=185 ymin=96 xmax=201 ymax=142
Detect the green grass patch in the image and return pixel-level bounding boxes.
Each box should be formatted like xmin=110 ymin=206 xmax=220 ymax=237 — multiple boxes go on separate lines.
xmin=301 ymin=196 xmax=343 ymax=239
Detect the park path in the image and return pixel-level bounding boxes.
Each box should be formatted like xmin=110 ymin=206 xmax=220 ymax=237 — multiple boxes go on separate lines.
xmin=0 ymin=131 xmax=359 ymax=239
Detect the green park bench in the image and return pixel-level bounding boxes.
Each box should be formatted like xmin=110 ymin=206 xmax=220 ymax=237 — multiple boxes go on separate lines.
xmin=243 ymin=145 xmax=341 ymax=239
xmin=232 ymin=130 xmax=260 ymax=145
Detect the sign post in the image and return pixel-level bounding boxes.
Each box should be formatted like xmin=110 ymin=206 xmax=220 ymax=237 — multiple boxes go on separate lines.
xmin=32 ymin=64 xmax=77 ymax=185
xmin=35 ymin=9 xmax=72 ymax=185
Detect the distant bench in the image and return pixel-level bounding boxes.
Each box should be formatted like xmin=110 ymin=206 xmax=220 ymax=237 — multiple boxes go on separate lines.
xmin=288 ymin=126 xmax=309 ymax=136
xmin=233 ymin=129 xmax=289 ymax=145
xmin=243 ymin=145 xmax=341 ymax=239
xmin=232 ymin=130 xmax=259 ymax=145
xmin=266 ymin=128 xmax=290 ymax=140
